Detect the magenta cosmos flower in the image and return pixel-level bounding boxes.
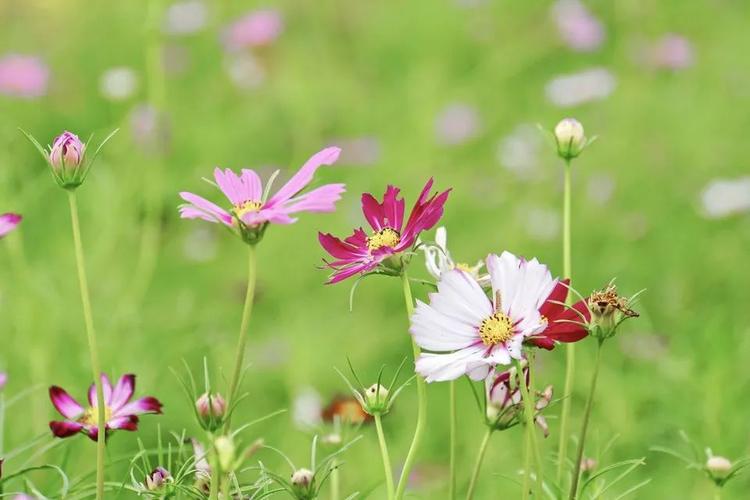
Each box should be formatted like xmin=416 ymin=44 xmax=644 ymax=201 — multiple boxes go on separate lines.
xmin=0 ymin=213 xmax=21 ymax=239
xmin=0 ymin=54 xmax=49 ymax=99
xmin=222 ymin=9 xmax=284 ymax=51
xmin=49 ymin=373 xmax=163 ymax=441
xmin=318 ymin=179 xmax=451 ymax=284
xmin=179 ymin=147 xmax=345 ymax=243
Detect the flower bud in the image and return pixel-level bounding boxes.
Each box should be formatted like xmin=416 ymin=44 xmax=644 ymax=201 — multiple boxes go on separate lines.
xmin=580 ymin=457 xmax=597 ymax=473
xmin=365 ymin=384 xmax=389 ymax=406
xmin=291 ymin=468 xmax=314 ymax=492
xmin=214 ymin=435 xmax=236 ymax=473
xmin=196 ymin=392 xmax=226 ymax=430
xmin=49 ymin=131 xmax=85 ymax=172
xmin=554 ymin=118 xmax=586 ymax=160
xmin=144 ymin=466 xmax=171 ymax=491
xmin=706 ymin=456 xmax=732 ymax=478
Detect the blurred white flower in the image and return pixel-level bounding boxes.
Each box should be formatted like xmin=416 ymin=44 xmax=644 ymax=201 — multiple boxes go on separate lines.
xmin=330 ymin=137 xmax=381 ymax=166
xmin=225 ymin=53 xmax=266 ymax=89
xmin=700 ymin=177 xmax=750 ymax=219
xmin=182 ymin=226 xmax=217 ymax=262
xmin=496 ymin=124 xmax=542 ymax=180
xmin=129 ymin=104 xmax=171 ymax=154
xmin=618 ymin=332 xmax=668 ymax=362
xmin=586 ymin=173 xmax=616 ymax=206
xmin=421 ymin=227 xmax=487 ymax=284
xmin=293 ymin=387 xmax=323 ymax=429
xmin=163 ymin=0 xmax=208 ymax=36
xmin=435 ymin=103 xmax=482 ymax=146
xmin=552 ymin=0 xmax=605 ymax=52
xmin=545 ymin=67 xmax=616 ymax=107
xmin=520 ymin=206 xmax=560 ymax=241
xmin=99 ymin=67 xmax=138 ymax=101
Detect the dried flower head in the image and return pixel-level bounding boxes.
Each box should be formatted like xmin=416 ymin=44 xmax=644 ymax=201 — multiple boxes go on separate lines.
xmin=587 ymin=283 xmax=639 ymax=339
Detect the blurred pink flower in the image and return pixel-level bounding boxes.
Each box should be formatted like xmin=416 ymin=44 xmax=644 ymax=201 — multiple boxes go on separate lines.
xmin=0 ymin=372 xmax=6 ymax=390
xmin=222 ymin=9 xmax=284 ymax=51
xmin=650 ymin=34 xmax=694 ymax=70
xmin=129 ymin=104 xmax=171 ymax=154
xmin=0 ymin=213 xmax=22 ymax=239
xmin=552 ymin=0 xmax=605 ymax=52
xmin=435 ymin=103 xmax=481 ymax=146
xmin=0 ymin=54 xmax=49 ymax=99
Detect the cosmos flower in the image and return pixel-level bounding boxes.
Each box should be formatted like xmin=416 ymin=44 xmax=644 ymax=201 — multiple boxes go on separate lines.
xmin=49 ymin=373 xmax=163 ymax=441
xmin=179 ymin=147 xmax=345 ymax=244
xmin=222 ymin=9 xmax=284 ymax=51
xmin=0 ymin=54 xmax=49 ymax=99
xmin=319 ymin=179 xmax=450 ymax=284
xmin=421 ymin=226 xmax=487 ymax=284
xmin=0 ymin=214 xmax=21 ymax=239
xmin=410 ymin=252 xmax=556 ymax=382
xmin=526 ymin=279 xmax=590 ymax=350
xmin=552 ymin=0 xmax=605 ymax=52
xmin=486 ymin=364 xmax=553 ymax=436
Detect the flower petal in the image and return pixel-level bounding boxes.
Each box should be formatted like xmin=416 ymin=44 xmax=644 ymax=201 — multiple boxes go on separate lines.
xmin=0 ymin=213 xmax=22 ymax=238
xmin=49 ymin=386 xmax=85 ymax=419
xmin=179 ymin=192 xmax=233 ymax=225
xmin=49 ymin=420 xmax=84 ymax=438
xmin=267 ymin=147 xmax=341 ymax=206
xmin=415 ymin=344 xmax=488 ymax=382
xmin=109 ymin=374 xmax=135 ymax=411
xmin=108 ymin=415 xmax=139 ymax=431
xmin=88 ymin=374 xmax=113 ymax=407
xmin=116 ymin=396 xmax=163 ymax=417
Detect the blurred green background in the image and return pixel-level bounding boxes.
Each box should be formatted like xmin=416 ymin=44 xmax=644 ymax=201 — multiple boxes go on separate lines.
xmin=2 ymin=0 xmax=750 ymax=498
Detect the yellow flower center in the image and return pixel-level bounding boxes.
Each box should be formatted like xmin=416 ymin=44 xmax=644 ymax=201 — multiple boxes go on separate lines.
xmin=455 ymin=262 xmax=473 ymax=272
xmin=233 ymin=200 xmax=263 ymax=220
xmin=479 ymin=312 xmax=514 ymax=346
xmin=366 ymin=228 xmax=401 ymax=251
xmin=79 ymin=406 xmax=112 ymax=426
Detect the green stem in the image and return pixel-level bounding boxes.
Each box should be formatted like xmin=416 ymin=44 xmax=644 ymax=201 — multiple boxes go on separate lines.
xmin=223 ymin=244 xmax=257 ymax=432
xmin=568 ymin=341 xmax=603 ymax=500
xmin=714 ymin=485 xmax=722 ymax=500
xmin=374 ymin=414 xmax=395 ymax=499
xmin=515 ymin=358 xmax=544 ymax=498
xmin=465 ymin=427 xmax=493 ymax=500
xmin=208 ymin=434 xmax=219 ymax=500
xmin=449 ymin=380 xmax=457 ymax=500
xmin=331 ymin=458 xmax=341 ymax=500
xmin=67 ymin=191 xmax=106 ymax=500
xmin=557 ymin=159 xmax=574 ymax=484
xmin=394 ymin=270 xmax=427 ymax=500
xmin=521 ymin=424 xmax=531 ymax=500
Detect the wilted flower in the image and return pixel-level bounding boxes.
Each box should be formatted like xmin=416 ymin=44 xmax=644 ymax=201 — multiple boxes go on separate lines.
xmin=552 ymin=0 xmax=605 ymax=52
xmin=0 ymin=54 xmax=49 ymax=99
xmin=195 ymin=392 xmax=226 ymax=431
xmin=554 ymin=118 xmax=587 ymax=160
xmin=49 ymin=373 xmax=163 ymax=441
xmin=410 ymin=252 xmax=557 ymax=382
xmin=0 ymin=214 xmax=21 ymax=239
xmin=421 ymin=226 xmax=487 ymax=284
xmin=222 ymin=9 xmax=284 ymax=51
xmin=145 ymin=466 xmax=172 ymax=491
xmin=587 ymin=284 xmax=639 ymax=339
xmin=545 ymin=67 xmax=616 ymax=107
xmin=527 ymin=279 xmax=590 ymax=350
xmin=322 ymin=395 xmax=370 ymax=424
xmin=179 ymin=147 xmax=345 ymax=245
xmin=319 ymin=179 xmax=450 ymax=283
xmin=485 ymin=364 xmax=553 ymax=436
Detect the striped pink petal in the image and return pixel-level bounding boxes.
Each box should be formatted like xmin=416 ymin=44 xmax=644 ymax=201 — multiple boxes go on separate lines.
xmin=49 ymin=386 xmax=85 ymax=419
xmin=49 ymin=420 xmax=84 ymax=438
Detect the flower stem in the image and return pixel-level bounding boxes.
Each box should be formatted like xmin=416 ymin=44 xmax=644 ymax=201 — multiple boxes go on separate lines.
xmin=515 ymin=358 xmax=544 ymax=498
xmin=331 ymin=458 xmax=341 ymax=500
xmin=223 ymin=244 xmax=257 ymax=432
xmin=557 ymin=159 xmax=574 ymax=484
xmin=67 ymin=191 xmax=106 ymax=500
xmin=374 ymin=414 xmax=395 ymax=499
xmin=449 ymin=379 xmax=457 ymax=500
xmin=394 ymin=270 xmax=427 ymax=500
xmin=568 ymin=341 xmax=603 ymax=500
xmin=208 ymin=432 xmax=219 ymax=500
xmin=521 ymin=424 xmax=532 ymax=500
xmin=714 ymin=485 xmax=722 ymax=500
xmin=465 ymin=427 xmax=493 ymax=500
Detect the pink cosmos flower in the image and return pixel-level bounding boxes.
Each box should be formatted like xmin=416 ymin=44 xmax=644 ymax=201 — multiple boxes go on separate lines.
xmin=178 ymin=147 xmax=345 ymax=241
xmin=552 ymin=0 xmax=605 ymax=52
xmin=410 ymin=252 xmax=557 ymax=382
xmin=0 ymin=54 xmax=49 ymax=99
xmin=49 ymin=373 xmax=162 ymax=441
xmin=318 ymin=179 xmax=451 ymax=284
xmin=0 ymin=213 xmax=21 ymax=239
xmin=222 ymin=9 xmax=284 ymax=51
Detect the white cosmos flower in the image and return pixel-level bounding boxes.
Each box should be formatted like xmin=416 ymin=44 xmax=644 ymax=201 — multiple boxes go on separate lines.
xmin=411 ymin=251 xmax=557 ymax=382
xmin=422 ymin=227 xmax=488 ymax=285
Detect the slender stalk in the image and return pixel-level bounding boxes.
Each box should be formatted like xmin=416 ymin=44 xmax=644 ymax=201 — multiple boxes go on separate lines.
xmin=67 ymin=191 xmax=106 ymax=500
xmin=557 ymin=159 xmax=574 ymax=483
xmin=208 ymin=433 xmax=219 ymax=500
xmin=449 ymin=380 xmax=457 ymax=500
xmin=223 ymin=244 xmax=258 ymax=432
xmin=568 ymin=341 xmax=603 ymax=500
xmin=714 ymin=485 xmax=722 ymax=500
xmin=330 ymin=459 xmax=341 ymax=500
xmin=394 ymin=270 xmax=427 ymax=500
xmin=374 ymin=414 xmax=395 ymax=499
xmin=465 ymin=427 xmax=493 ymax=500
xmin=521 ymin=424 xmax=532 ymax=500
xmin=515 ymin=358 xmax=544 ymax=498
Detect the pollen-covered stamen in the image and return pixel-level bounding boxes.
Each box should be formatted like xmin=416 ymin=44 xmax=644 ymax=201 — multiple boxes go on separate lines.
xmin=455 ymin=262 xmax=473 ymax=272
xmin=232 ymin=200 xmax=263 ymax=220
xmin=366 ymin=227 xmax=401 ymax=251
xmin=79 ymin=406 xmax=112 ymax=426
xmin=479 ymin=312 xmax=514 ymax=346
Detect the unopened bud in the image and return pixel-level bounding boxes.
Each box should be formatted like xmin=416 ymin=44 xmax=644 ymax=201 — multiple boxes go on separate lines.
xmin=291 ymin=468 xmax=314 ymax=492
xmin=365 ymin=384 xmax=389 ymax=406
xmin=49 ymin=131 xmax=86 ymax=172
xmin=196 ymin=392 xmax=226 ymax=430
xmin=706 ymin=456 xmax=732 ymax=478
xmin=580 ymin=457 xmax=597 ymax=473
xmin=214 ymin=436 xmax=236 ymax=472
xmin=145 ymin=466 xmax=171 ymax=491
xmin=554 ymin=118 xmax=586 ymax=160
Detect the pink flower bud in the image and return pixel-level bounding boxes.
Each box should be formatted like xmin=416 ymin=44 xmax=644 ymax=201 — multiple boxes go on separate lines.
xmin=196 ymin=392 xmax=226 ymax=419
xmin=49 ymin=131 xmax=85 ymax=171
xmin=145 ymin=466 xmax=171 ymax=491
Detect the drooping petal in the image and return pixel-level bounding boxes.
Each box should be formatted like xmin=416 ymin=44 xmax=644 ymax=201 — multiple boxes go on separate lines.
xmin=116 ymin=396 xmax=163 ymax=417
xmin=540 ymin=279 xmax=570 ymax=318
xmin=108 ymin=415 xmax=140 ymax=431
xmin=276 ymin=183 xmax=346 ymax=214
xmin=109 ymin=374 xmax=135 ymax=412
xmin=267 ymin=147 xmax=341 ymax=206
xmin=179 ymin=192 xmax=233 ymax=225
xmin=49 ymin=420 xmax=84 ymax=438
xmin=49 ymin=386 xmax=85 ymax=419
xmin=318 ymin=232 xmax=367 ymax=260
xmin=88 ymin=374 xmax=113 ymax=407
